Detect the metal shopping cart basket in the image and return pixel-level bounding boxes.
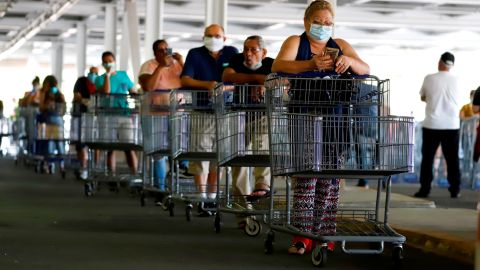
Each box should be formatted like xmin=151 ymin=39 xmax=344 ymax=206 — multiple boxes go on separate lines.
xmin=81 ymin=93 xmax=143 ymax=196
xmin=140 ymin=90 xmax=175 ymax=208
xmin=213 ymin=83 xmax=288 ymax=236
xmin=264 ymin=72 xmax=414 ymax=267
xmin=169 ymin=88 xmax=220 ymax=221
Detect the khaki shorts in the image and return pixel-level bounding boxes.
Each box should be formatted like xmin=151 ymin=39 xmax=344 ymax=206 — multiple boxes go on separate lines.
xmin=187 ymin=112 xmax=217 ymax=174
xmin=98 ymin=115 xmax=135 ymax=143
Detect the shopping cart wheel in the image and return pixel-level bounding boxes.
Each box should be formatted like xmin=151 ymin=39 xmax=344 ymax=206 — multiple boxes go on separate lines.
xmin=214 ymin=213 xmax=221 ymax=233
xmin=84 ymin=183 xmax=93 ymax=197
xmin=186 ymin=204 xmax=193 ymax=221
xmin=311 ymin=244 xmax=328 ymax=267
xmin=140 ymin=191 xmax=146 ymax=207
xmin=244 ymin=218 xmax=261 ymax=237
xmin=61 ymin=170 xmax=66 ymax=179
xmin=168 ymin=202 xmax=175 ymax=217
xmin=392 ymin=246 xmax=404 ymax=267
xmin=264 ymin=230 xmax=275 ymax=254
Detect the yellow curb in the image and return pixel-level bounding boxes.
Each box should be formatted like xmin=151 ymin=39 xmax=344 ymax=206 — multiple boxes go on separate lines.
xmin=394 ymin=227 xmax=474 ymax=265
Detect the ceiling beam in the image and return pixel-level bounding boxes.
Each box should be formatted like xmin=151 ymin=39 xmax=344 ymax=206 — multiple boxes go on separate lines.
xmin=0 ymin=0 xmax=80 ymax=61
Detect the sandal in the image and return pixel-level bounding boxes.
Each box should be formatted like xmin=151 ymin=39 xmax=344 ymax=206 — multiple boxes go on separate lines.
xmin=246 ymin=188 xmax=272 ymax=202
xmin=288 ymin=242 xmax=306 ymax=255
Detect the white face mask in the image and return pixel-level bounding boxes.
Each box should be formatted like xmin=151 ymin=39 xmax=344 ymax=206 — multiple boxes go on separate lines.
xmin=204 ymin=37 xmax=224 ymax=52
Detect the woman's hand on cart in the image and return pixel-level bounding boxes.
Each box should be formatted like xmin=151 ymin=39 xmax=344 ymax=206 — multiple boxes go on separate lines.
xmin=335 ymin=55 xmax=352 ymax=74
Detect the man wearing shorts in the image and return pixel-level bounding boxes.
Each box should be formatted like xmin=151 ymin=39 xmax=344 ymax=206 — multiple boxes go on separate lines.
xmin=181 ymin=24 xmax=238 ymax=215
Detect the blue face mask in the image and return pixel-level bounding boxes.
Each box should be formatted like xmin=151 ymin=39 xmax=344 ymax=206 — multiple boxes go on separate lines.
xmin=243 ymin=61 xmax=262 ymax=71
xmin=51 ymin=86 xmax=59 ymax=94
xmin=309 ymin=24 xmax=333 ymax=41
xmin=87 ymin=73 xmax=97 ymax=83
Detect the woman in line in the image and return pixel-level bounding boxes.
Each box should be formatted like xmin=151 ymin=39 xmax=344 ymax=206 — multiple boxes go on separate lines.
xmin=272 ymin=0 xmax=370 ymax=255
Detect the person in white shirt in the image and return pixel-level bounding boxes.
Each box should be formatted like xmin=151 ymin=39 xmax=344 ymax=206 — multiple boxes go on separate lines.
xmin=415 ymin=52 xmax=462 ymax=198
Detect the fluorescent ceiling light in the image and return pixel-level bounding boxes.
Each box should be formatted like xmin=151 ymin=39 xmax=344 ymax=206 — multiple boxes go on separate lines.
xmin=266 ymin=23 xmax=286 ymax=30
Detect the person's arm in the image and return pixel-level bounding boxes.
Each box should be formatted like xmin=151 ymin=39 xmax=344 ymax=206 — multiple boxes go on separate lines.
xmin=172 ymin=53 xmax=184 ymax=68
xmin=181 ymin=76 xmax=216 ymax=90
xmin=102 ymin=73 xmax=112 ymax=94
xmin=222 ymin=67 xmax=266 ymax=85
xmin=472 ymin=88 xmax=480 ymax=113
xmin=335 ymin=39 xmax=370 ymax=75
xmin=272 ymin=36 xmax=316 ymax=73
xmin=140 ymin=60 xmax=173 ymax=91
xmin=419 ymin=77 xmax=428 ymax=102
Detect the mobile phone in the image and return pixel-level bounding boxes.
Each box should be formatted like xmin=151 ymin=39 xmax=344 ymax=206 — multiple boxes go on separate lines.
xmin=324 ymin=47 xmax=339 ymax=61
xmin=166 ymin=48 xmax=173 ymax=56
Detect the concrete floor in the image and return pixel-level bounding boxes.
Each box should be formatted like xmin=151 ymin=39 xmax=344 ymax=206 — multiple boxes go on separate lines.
xmin=0 ymin=158 xmax=472 ymax=270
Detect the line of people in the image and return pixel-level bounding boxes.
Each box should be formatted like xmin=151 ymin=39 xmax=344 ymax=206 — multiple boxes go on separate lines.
xmin=21 ymin=0 xmax=438 ymax=258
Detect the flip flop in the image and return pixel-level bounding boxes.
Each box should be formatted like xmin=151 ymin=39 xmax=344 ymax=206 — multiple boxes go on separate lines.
xmin=246 ymin=188 xmax=272 ymax=202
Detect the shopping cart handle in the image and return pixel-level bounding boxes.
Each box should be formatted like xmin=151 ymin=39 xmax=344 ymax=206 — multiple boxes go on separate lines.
xmin=275 ymin=71 xmax=371 ymax=79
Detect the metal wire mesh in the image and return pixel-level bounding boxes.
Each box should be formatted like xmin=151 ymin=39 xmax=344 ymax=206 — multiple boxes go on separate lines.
xmin=215 ymin=84 xmax=270 ymax=166
xmin=265 ymin=74 xmax=414 ymax=177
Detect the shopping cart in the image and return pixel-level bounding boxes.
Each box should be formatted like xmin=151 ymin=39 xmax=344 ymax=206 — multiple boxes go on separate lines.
xmin=140 ymin=90 xmax=175 ymax=207
xmin=214 ymin=83 xmax=284 ymax=236
xmin=33 ymin=102 xmax=69 ymax=179
xmin=459 ymin=115 xmax=480 ymax=189
xmin=169 ymin=89 xmax=219 ymax=221
xmin=264 ymin=73 xmax=414 ymax=267
xmin=81 ymin=93 xmax=143 ymax=196
xmin=19 ymin=105 xmax=39 ymax=167
xmin=0 ymin=117 xmax=13 ymax=156
xmin=12 ymin=113 xmax=27 ymax=164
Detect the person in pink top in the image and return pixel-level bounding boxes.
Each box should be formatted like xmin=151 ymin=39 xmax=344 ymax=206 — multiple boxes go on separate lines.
xmin=139 ymin=39 xmax=183 ymax=92
xmin=139 ymin=40 xmax=187 ymax=201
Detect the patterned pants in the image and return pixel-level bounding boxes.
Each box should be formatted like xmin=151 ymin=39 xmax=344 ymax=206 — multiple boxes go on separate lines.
xmin=292 ymin=177 xmax=340 ymax=236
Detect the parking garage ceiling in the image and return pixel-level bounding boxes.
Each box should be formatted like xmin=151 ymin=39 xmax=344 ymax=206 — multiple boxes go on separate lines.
xmin=0 ymin=0 xmax=480 ymax=63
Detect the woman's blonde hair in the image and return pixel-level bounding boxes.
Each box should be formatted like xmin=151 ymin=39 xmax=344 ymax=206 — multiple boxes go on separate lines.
xmin=304 ymin=0 xmax=335 ymax=19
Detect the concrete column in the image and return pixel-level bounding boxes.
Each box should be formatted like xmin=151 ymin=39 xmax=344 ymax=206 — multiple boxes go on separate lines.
xmin=144 ymin=0 xmax=164 ymax=60
xmin=205 ymin=0 xmax=227 ymax=32
xmin=104 ymin=4 xmax=117 ymax=55
xmin=76 ymin=22 xmax=87 ymax=77
xmin=51 ymin=40 xmax=64 ymax=88
xmin=119 ymin=14 xmax=130 ymax=71
xmin=125 ymin=0 xmax=141 ymax=81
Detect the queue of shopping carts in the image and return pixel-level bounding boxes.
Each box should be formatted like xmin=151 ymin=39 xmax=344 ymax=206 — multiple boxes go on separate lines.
xmin=5 ymin=73 xmax=415 ymax=268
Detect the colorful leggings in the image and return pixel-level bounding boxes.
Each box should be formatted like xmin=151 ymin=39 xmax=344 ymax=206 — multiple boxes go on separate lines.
xmin=292 ymin=177 xmax=340 ymax=236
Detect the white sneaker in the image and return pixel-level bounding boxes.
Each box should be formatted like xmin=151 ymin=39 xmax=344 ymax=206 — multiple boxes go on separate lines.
xmin=79 ymin=169 xmax=88 ymax=180
xmin=207 ymin=192 xmax=217 ymax=200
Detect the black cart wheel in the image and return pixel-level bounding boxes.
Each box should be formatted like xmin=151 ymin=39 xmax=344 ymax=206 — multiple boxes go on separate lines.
xmin=244 ymin=218 xmax=261 ymax=237
xmin=140 ymin=191 xmax=146 ymax=207
xmin=61 ymin=170 xmax=66 ymax=179
xmin=264 ymin=230 xmax=275 ymax=254
xmin=214 ymin=213 xmax=221 ymax=233
xmin=84 ymin=183 xmax=93 ymax=197
xmin=392 ymin=246 xmax=404 ymax=267
xmin=168 ymin=201 xmax=175 ymax=217
xmin=311 ymin=244 xmax=328 ymax=267
xmin=186 ymin=204 xmax=193 ymax=221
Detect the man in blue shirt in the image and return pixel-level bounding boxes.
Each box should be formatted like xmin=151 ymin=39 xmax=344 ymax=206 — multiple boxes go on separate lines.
xmin=181 ymin=24 xmax=238 ymax=216
xmin=95 ymin=51 xmax=138 ymax=178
